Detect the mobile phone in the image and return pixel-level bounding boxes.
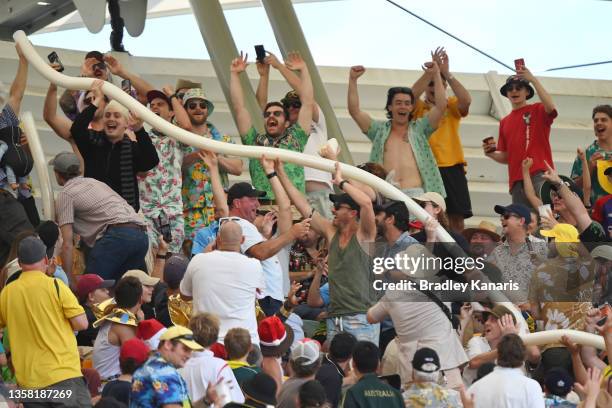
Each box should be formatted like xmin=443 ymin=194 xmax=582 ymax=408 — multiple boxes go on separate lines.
xmin=157 ymin=215 xmax=172 ymax=244
xmin=47 ymin=51 xmax=65 ymax=72
xmin=514 ymin=58 xmax=525 ymax=71
xmin=538 ymin=204 xmax=552 ymax=219
xmin=482 ymin=136 xmax=496 ymax=153
xmin=255 ymin=45 xmax=266 ymax=62
xmin=598 ymin=303 xmax=610 ymax=326
xmin=121 ymin=79 xmax=131 ymax=93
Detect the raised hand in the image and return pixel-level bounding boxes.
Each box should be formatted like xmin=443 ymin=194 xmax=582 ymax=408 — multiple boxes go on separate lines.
xmin=162 ymin=85 xmax=175 ymax=98
xmin=516 ymin=66 xmax=535 ymax=83
xmin=285 ymin=51 xmax=306 ymax=71
xmin=287 ymin=281 xmax=303 ymax=306
xmin=498 ymin=314 xmax=518 ymax=336
xmin=432 ymin=47 xmax=449 ymax=77
xmin=349 ymin=65 xmax=366 ymax=81
xmin=577 ymin=147 xmax=586 ymax=162
xmin=128 ymin=111 xmax=144 ymax=131
xmin=103 ymin=54 xmax=124 ymax=76
xmin=574 ymin=367 xmax=602 ymax=401
xmin=264 ymin=52 xmax=282 ymax=70
xmin=541 ymin=160 xmax=562 ymax=185
xmin=331 ymin=162 xmax=344 ymax=186
xmin=199 ymin=150 xmax=218 ymax=168
xmin=88 ymin=79 xmax=105 ymax=107
xmin=424 ymin=218 xmax=439 ymax=241
xmin=260 ymin=154 xmax=275 ymax=174
xmin=261 ymin=211 xmax=278 ymax=239
xmin=256 ymin=59 xmax=270 ymax=77
xmin=230 ymin=51 xmax=248 ymax=73
xmin=291 ymin=218 xmax=311 ymax=240
xmin=559 ymin=335 xmax=580 ymax=354
xmin=521 ymin=157 xmax=533 ymax=172
xmin=589 ymin=151 xmax=604 ymax=171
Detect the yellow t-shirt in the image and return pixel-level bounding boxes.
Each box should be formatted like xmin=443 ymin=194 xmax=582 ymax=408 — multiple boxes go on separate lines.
xmin=412 ymin=96 xmax=465 ymax=167
xmin=0 ymin=271 xmax=84 ymax=388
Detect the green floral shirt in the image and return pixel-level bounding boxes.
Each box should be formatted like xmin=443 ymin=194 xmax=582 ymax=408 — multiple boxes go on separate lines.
xmin=242 ymin=125 xmax=308 ymax=200
xmin=366 ymin=118 xmax=446 ymax=197
xmin=570 ymin=139 xmax=612 ymax=203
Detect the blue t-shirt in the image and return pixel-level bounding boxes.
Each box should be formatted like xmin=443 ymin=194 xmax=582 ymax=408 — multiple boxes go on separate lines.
xmin=191 ymin=221 xmax=219 ymax=257
xmin=320 ymin=283 xmax=330 ymax=307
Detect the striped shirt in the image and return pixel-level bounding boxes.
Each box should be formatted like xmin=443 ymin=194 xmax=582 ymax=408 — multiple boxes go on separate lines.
xmin=56 ymin=176 xmax=143 ymax=247
xmin=0 ymin=105 xmax=19 ymax=130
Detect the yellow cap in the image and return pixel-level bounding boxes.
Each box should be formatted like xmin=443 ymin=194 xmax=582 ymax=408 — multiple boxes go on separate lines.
xmin=540 ymin=223 xmax=579 ymax=243
xmin=159 ymin=325 xmax=203 ymax=351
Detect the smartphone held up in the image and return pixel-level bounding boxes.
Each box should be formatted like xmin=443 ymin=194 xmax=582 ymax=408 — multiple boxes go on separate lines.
xmin=47 ymin=51 xmax=65 ymax=72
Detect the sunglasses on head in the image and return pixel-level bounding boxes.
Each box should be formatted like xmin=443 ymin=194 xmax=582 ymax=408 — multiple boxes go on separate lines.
xmin=264 ymin=110 xmax=284 ymax=118
xmin=187 ymin=101 xmax=207 ymax=110
xmin=286 ymin=102 xmax=301 ymax=109
xmin=219 ymin=216 xmax=242 ymax=227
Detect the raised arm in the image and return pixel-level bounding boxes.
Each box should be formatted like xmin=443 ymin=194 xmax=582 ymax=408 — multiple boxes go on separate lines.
xmin=435 ymin=47 xmax=471 ymax=116
xmin=411 ymin=70 xmax=432 ymax=101
xmin=347 ymin=66 xmax=372 ymax=133
xmin=8 ymin=44 xmax=28 ymax=115
xmin=255 ymin=58 xmax=270 ymax=110
xmin=275 ymin=158 xmax=335 ymax=242
xmin=285 ymin=52 xmax=314 ymax=133
xmin=229 ymin=52 xmax=253 ymax=136
xmin=201 ymin=150 xmax=229 ymax=218
xmin=521 ymin=157 xmax=543 ymax=208
xmin=518 ymin=67 xmax=556 ymax=115
xmin=43 ymin=82 xmax=73 ymax=141
xmin=162 ymin=85 xmax=192 ymax=131
xmin=104 ymin=55 xmax=154 ymax=101
xmin=261 ymin=155 xmax=292 ymax=234
xmin=577 ymin=148 xmax=591 ymax=207
xmin=425 ymin=61 xmax=447 ymax=130
xmin=246 ymin=219 xmax=310 ymax=261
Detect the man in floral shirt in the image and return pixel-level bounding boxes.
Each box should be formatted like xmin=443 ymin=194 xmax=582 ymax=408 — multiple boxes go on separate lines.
xmin=130 ymin=325 xmax=203 ymax=407
xmin=229 ymin=51 xmax=314 ymax=200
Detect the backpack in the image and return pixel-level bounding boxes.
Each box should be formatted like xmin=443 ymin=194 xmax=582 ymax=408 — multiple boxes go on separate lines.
xmin=0 ymin=126 xmax=33 ymax=178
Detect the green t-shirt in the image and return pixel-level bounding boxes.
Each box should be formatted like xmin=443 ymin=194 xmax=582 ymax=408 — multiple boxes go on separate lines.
xmin=242 ymin=125 xmax=308 ymax=200
xmin=571 ymin=139 xmax=612 ymax=204
xmin=341 ymin=373 xmax=404 ymax=408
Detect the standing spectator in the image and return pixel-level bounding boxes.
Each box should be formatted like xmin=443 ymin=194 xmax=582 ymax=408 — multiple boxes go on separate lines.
xmin=487 ymin=203 xmax=547 ymax=296
xmin=180 ymin=220 xmax=264 ymax=343
xmin=51 ymin=151 xmax=149 ymax=283
xmin=315 ymin=332 xmax=357 ymax=408
xmin=278 ymin=160 xmax=379 ymax=344
xmin=347 ymin=61 xmax=447 ymax=198
xmin=76 ymin=274 xmax=115 ymax=347
xmin=375 ymin=200 xmax=419 ymax=257
xmin=277 ymin=339 xmax=322 ymax=408
xmin=484 ymin=68 xmax=557 ymax=206
xmin=137 ymin=89 xmax=187 ymax=254
xmin=230 ymin=51 xmax=314 ymax=199
xmin=174 ymin=87 xmax=242 ymax=241
xmin=467 ymin=334 xmax=545 ymax=407
xmin=0 ymin=189 xmax=32 ymax=267
xmin=340 ymin=341 xmax=404 ymax=408
xmin=572 ymin=105 xmax=612 ymax=203
xmin=101 ymin=338 xmax=150 ymax=406
xmin=411 ymin=47 xmax=473 ymax=231
xmin=69 ymin=80 xmax=159 ymax=212
xmin=224 ymin=327 xmax=262 ymax=386
xmin=180 ymin=313 xmax=244 ymax=404
xmin=255 ymin=51 xmax=333 ymax=217
xmin=131 ymin=325 xmax=203 ymax=407
xmin=92 ymin=276 xmax=142 ymax=382
xmin=0 ymin=236 xmax=91 ymax=404
xmin=402 ymin=347 xmax=462 ymax=407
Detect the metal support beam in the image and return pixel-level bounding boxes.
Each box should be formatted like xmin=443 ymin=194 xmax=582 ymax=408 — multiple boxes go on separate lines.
xmin=188 ymin=0 xmax=263 ymax=132
xmin=261 ymin=0 xmax=353 ymax=164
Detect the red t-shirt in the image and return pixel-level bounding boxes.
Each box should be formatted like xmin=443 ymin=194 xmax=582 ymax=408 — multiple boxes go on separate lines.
xmin=497 ymin=103 xmax=558 ymax=190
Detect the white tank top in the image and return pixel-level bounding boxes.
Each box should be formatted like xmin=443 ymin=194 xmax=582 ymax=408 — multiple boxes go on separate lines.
xmin=92 ymin=322 xmax=121 ymax=380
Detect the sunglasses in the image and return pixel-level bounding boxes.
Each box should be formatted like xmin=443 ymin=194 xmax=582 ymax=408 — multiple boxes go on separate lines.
xmin=507 ymin=84 xmax=525 ymax=92
xmin=264 ymin=110 xmax=284 ymax=118
xmin=333 ymin=203 xmax=353 ymax=211
xmin=187 ymin=101 xmax=207 ymax=110
xmin=286 ymin=102 xmax=301 ymax=109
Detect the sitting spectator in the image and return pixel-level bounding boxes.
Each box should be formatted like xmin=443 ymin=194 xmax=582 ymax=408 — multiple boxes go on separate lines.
xmin=131 ymin=325 xmax=203 ymax=407
xmin=230 ymin=51 xmax=314 ymax=200
xmin=462 ymin=220 xmax=500 ymax=260
xmin=122 ymin=269 xmax=159 ymax=320
xmin=340 ymin=341 xmax=404 ymax=408
xmin=402 ymin=347 xmax=461 ymax=407
xmin=258 ymin=315 xmax=295 ymax=392
xmin=158 ymin=254 xmax=191 ymax=327
xmin=467 ymin=334 xmax=545 ymax=407
xmin=92 ymin=276 xmax=142 ymax=382
xmin=278 ymin=339 xmax=322 ymax=408
xmin=0 ymin=236 xmax=90 ymax=403
xmin=69 ymin=80 xmax=159 ymax=212
xmin=51 ymin=151 xmax=149 ymax=283
xmin=101 ymin=338 xmax=150 ymax=406
xmin=136 ymin=319 xmax=167 ymax=350
xmin=223 ymin=373 xmax=278 ymax=408
xmin=76 ymin=274 xmax=114 ymax=347
xmin=543 ymin=367 xmax=576 ymax=408
xmin=298 ymin=380 xmax=328 ymax=408
xmin=224 ymin=327 xmax=262 ymax=386
xmin=315 ymin=332 xmax=357 ymax=408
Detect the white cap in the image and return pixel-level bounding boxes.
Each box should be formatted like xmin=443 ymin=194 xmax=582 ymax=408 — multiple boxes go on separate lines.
xmin=290 ymin=338 xmax=321 ymax=365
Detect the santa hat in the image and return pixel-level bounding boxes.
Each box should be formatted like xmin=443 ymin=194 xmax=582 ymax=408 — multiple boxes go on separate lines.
xmin=137 ymin=319 xmax=167 ymax=350
xmin=258 ymin=316 xmax=294 ymax=357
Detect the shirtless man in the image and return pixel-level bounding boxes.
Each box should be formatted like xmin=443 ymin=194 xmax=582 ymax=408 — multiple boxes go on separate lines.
xmin=347 ymin=62 xmax=447 ymax=198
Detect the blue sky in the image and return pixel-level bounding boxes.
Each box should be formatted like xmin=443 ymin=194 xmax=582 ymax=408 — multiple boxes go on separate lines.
xmin=29 ymin=0 xmax=612 ymax=80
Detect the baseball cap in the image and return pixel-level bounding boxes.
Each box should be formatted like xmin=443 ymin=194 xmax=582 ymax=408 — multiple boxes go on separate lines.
xmin=76 ymin=274 xmax=115 ymax=302
xmin=146 ymin=90 xmax=171 ymax=107
xmin=290 ymin=339 xmax=321 ymax=365
xmin=159 ymin=325 xmax=203 ymax=351
xmin=17 ymin=236 xmax=47 ymax=264
xmin=540 ymin=176 xmax=584 ymax=206
xmin=379 ymin=200 xmax=410 ymax=220
xmin=329 ymin=193 xmax=359 ymax=211
xmin=163 ymin=254 xmax=189 ymax=290
xmin=413 ymin=192 xmax=447 ymax=212
xmin=412 ymin=347 xmax=440 ymax=373
xmin=544 ymin=367 xmax=573 ymax=397
xmin=227 ymin=182 xmax=266 ymax=205
xmin=494 ymin=203 xmax=531 ymax=225
xmin=120 ymin=338 xmax=150 ymax=365
xmin=540 ymin=223 xmax=579 ymax=243
xmin=49 ymin=151 xmax=81 ymax=175
xmin=482 ymin=304 xmax=517 ymax=324
xmin=123 ymin=270 xmax=160 ymax=287
xmin=500 ymin=76 xmax=535 ymax=100
xmin=182 ymin=88 xmax=214 ymax=115
xmin=591 ymin=245 xmax=612 ymax=261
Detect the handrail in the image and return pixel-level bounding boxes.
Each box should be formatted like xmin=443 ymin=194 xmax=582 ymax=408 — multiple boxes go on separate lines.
xmin=13 ymin=30 xmax=453 ymax=242
xmin=21 ymin=111 xmax=55 ymax=221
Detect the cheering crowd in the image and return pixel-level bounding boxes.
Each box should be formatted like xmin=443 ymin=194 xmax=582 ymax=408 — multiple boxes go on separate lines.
xmin=1 ymin=41 xmax=612 ymax=408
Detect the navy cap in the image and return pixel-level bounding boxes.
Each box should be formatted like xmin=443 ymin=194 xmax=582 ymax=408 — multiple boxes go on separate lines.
xmin=544 ymin=367 xmax=573 ymax=397
xmin=494 ymin=203 xmax=531 ymax=225
xmin=17 ymin=236 xmax=48 ymax=264
xmin=163 ymin=254 xmax=189 ymax=290
xmin=412 ymin=347 xmax=440 ymax=373
xmin=227 ymin=182 xmax=266 ymax=206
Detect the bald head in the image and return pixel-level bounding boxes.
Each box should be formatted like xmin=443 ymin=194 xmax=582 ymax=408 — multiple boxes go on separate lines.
xmin=217 ymin=221 xmax=244 ymax=251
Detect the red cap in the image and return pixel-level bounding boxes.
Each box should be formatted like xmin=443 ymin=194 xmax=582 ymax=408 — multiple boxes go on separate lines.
xmin=76 ymin=274 xmax=114 ymax=302
xmin=210 ymin=343 xmax=227 ymax=359
xmin=120 ymin=338 xmax=150 ymax=365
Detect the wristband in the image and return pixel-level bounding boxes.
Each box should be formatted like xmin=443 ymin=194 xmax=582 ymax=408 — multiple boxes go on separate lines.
xmin=339 ymin=180 xmax=348 ymax=190
xmin=266 ymin=172 xmax=278 ymax=180
xmin=156 ymin=253 xmax=167 ymax=260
